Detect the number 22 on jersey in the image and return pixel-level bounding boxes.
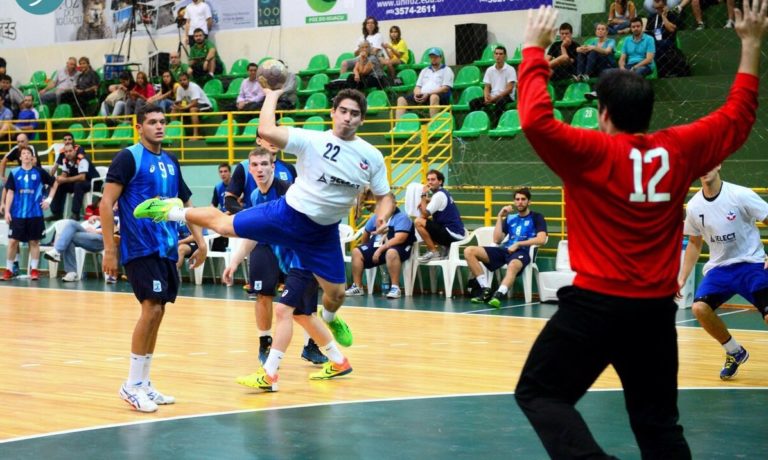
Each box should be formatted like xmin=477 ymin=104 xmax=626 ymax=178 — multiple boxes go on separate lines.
xmin=628 ymin=148 xmax=670 ymax=203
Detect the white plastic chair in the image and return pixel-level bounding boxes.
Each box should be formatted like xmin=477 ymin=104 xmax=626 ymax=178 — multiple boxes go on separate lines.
xmin=340 ymin=224 xmax=379 ymax=294
xmin=454 ymin=226 xmax=496 ymax=282
xmin=84 ymin=166 xmax=109 ymax=206
xmin=409 ymin=228 xmax=473 ymax=298
xmin=536 ymin=240 xmax=575 ymax=302
xmin=204 ymin=232 xmax=246 ymax=284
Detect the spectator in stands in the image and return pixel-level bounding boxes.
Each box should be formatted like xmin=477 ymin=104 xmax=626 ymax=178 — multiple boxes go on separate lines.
xmin=643 ymin=0 xmax=689 ymax=15
xmin=168 ymin=51 xmax=189 ymax=81
xmin=276 ymin=62 xmax=298 ymax=111
xmin=0 ymin=75 xmax=23 ymax=116
xmin=235 ymin=62 xmax=266 ymax=113
xmin=14 ymin=95 xmax=39 ymax=139
xmin=468 ymin=45 xmax=517 ymax=126
xmin=39 ymin=57 xmax=79 ymax=106
xmin=647 ymin=0 xmax=691 ymax=77
xmin=99 ymin=70 xmax=135 ymax=117
xmin=188 ymin=28 xmax=224 ymax=81
xmin=49 ymin=141 xmax=100 ymax=221
xmin=60 ymin=56 xmax=100 ymax=117
xmin=44 ymin=215 xmax=111 ymax=282
xmin=465 ymin=188 xmax=549 ymax=308
xmin=381 ymin=25 xmax=409 ymax=79
xmin=608 ymin=0 xmax=637 ymax=35
xmin=0 ymin=96 xmax=13 ymax=139
xmin=619 ymin=17 xmax=656 ymax=76
xmin=347 ymin=42 xmax=387 ymax=91
xmin=692 ymin=0 xmax=735 ymax=29
xmin=574 ymin=23 xmax=617 ymax=81
xmin=147 ymin=70 xmax=177 ymax=113
xmin=340 ymin=16 xmax=385 ymax=74
xmin=415 ymin=169 xmax=466 ymax=263
xmin=184 ymin=0 xmax=213 ymax=45
xmin=51 ymin=132 xmax=85 ymax=177
xmin=172 ymin=73 xmax=212 ymax=140
xmin=546 ymin=23 xmax=580 ymax=81
xmin=395 ymin=48 xmax=454 ymax=120
xmin=126 ymin=71 xmax=156 ymax=115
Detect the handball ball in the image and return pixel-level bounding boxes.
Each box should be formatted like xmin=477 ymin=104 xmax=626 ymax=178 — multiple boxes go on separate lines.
xmin=256 ymin=60 xmax=288 ymax=90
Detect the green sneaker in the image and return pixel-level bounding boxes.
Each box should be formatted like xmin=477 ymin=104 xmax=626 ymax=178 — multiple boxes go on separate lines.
xmin=487 ymin=291 xmax=505 ymax=309
xmin=133 ymin=197 xmax=183 ymax=222
xmin=320 ymin=307 xmax=353 ymax=347
xmin=471 ymin=287 xmax=492 ymax=304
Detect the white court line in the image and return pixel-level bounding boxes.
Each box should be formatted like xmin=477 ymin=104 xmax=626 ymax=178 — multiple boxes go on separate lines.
xmin=188 ymin=352 xmax=208 ymax=356
xmin=465 ymin=302 xmax=540 ymax=314
xmin=64 ymin=360 xmax=83 ymax=365
xmin=676 ymin=308 xmax=753 ymax=325
xmin=20 ymin=363 xmax=40 ymax=368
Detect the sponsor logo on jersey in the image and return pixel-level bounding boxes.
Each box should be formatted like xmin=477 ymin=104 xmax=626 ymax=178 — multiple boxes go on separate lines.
xmin=726 ymin=211 xmax=736 ymax=221
xmin=149 ymin=165 xmax=156 ymax=173
xmin=710 ymin=233 xmax=736 ymax=243
xmin=359 ymin=159 xmax=369 ymax=170
xmin=316 ymin=173 xmax=360 ymax=189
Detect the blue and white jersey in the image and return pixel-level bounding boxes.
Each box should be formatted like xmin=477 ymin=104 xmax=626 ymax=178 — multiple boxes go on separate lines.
xmin=211 ymin=181 xmax=227 ymax=211
xmin=275 ymin=159 xmax=296 ymax=184
xmin=106 ymin=143 xmax=192 ymax=264
xmin=501 ymin=211 xmax=548 ymax=250
xmin=428 ymin=188 xmax=465 ymax=237
xmin=5 ymin=166 xmax=54 ymax=218
xmin=363 ymin=207 xmax=416 ymax=246
xmin=249 ymin=178 xmax=294 ymax=272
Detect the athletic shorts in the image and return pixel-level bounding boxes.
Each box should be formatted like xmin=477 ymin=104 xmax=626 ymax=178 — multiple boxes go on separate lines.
xmin=232 ymin=197 xmax=344 ymax=283
xmin=124 ymin=254 xmax=179 ymax=304
xmin=182 ymin=242 xmax=199 ymax=257
xmin=8 ymin=217 xmax=44 ymax=243
xmin=425 ymin=220 xmax=464 ymax=247
xmin=278 ymin=268 xmax=319 ymax=316
xmin=405 ymin=92 xmax=451 ymax=106
xmin=483 ymin=246 xmax=531 ymax=272
xmin=248 ymin=244 xmax=282 ymax=296
xmin=211 ymin=236 xmax=228 ymax=252
xmin=695 ymin=262 xmax=768 ymax=314
xmin=357 ymin=242 xmax=413 ymax=268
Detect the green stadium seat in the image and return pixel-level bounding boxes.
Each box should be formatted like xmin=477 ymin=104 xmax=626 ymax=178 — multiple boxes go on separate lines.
xmin=426 ymin=112 xmax=453 ymax=138
xmin=570 ymin=106 xmax=599 ymax=129
xmin=453 ymin=110 xmax=490 ymax=138
xmin=86 ymin=122 xmax=110 ymax=146
xmin=208 ymin=98 xmax=219 ymax=112
xmin=20 ymin=70 xmax=47 ymax=91
xmin=488 ymin=110 xmax=521 ymax=137
xmin=297 ymin=92 xmax=329 ymax=116
xmin=164 ymin=120 xmax=184 ymax=145
xmin=553 ymin=108 xmax=564 ymax=121
xmin=473 ymin=43 xmax=505 ymax=67
xmin=453 ymin=65 xmax=481 ymax=90
xmin=203 ymin=79 xmax=224 ymax=98
xmin=547 ymin=83 xmax=556 ymax=102
xmin=221 ymin=77 xmax=244 ymax=99
xmin=615 ymin=35 xmax=628 ymax=59
xmin=278 ymin=116 xmax=296 ymax=126
xmin=37 ymin=105 xmax=51 ymax=120
xmin=396 ymin=49 xmax=416 ymax=71
xmin=554 ymin=82 xmax=590 ymax=108
xmin=298 ymin=53 xmax=331 ymax=76
xmin=326 ymin=52 xmax=355 ymax=75
xmin=68 ymin=123 xmax=87 ymax=141
xmin=452 ymin=86 xmax=483 ymax=111
xmin=297 ymin=73 xmax=329 ymax=97
xmin=206 ymin=120 xmax=239 ymax=144
xmin=52 ymin=103 xmax=73 ymax=120
xmin=103 ymin=123 xmax=133 ymax=146
xmin=407 ymin=48 xmax=433 ymax=70
xmin=507 ymin=44 xmax=523 ymax=65
xmin=366 ymin=90 xmax=390 ymax=115
xmin=235 ymin=117 xmax=259 ymax=143
xmin=390 ymin=69 xmax=417 ymax=93
xmin=387 ymin=113 xmax=421 ymax=139
xmin=304 ymin=115 xmax=326 ymax=131
xmin=228 ymin=58 xmax=249 ymax=78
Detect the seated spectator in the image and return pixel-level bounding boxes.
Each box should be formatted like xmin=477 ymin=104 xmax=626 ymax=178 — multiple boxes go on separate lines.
xmin=50 ymin=131 xmax=85 ymax=176
xmin=14 ymin=95 xmax=39 ymax=138
xmin=465 ymin=188 xmax=548 ymax=308
xmin=0 ymin=75 xmax=23 ymax=116
xmin=43 ymin=216 xmax=113 ymax=282
xmin=547 ymin=23 xmax=580 ymax=81
xmin=126 ymin=71 xmax=156 ymax=115
xmin=59 ymin=56 xmax=100 ymax=117
xmin=647 ymin=0 xmax=691 ymax=77
xmin=2 ymin=146 xmax=58 ymax=281
xmin=574 ymin=23 xmax=617 ymax=81
xmin=49 ymin=142 xmax=100 ymax=221
xmin=619 ymin=17 xmax=656 ymax=76
xmin=187 ymin=28 xmax=224 ymax=81
xmin=168 ymin=51 xmax=189 ymax=81
xmin=395 ymin=48 xmax=453 ymax=120
xmin=469 ymin=45 xmax=517 ymax=126
xmin=692 ymin=0 xmax=735 ymax=29
xmin=235 ymin=62 xmax=266 ymax=113
xmin=347 ymin=42 xmax=387 ymax=91
xmin=381 ymin=25 xmax=409 ymax=79
xmin=172 ymin=73 xmax=212 ymax=140
xmin=608 ymin=0 xmax=637 ymax=35
xmin=99 ymin=70 xmax=135 ymax=117
xmin=340 ymin=16 xmax=385 ymax=74
xmin=146 ymin=70 xmax=177 ymax=113
xmin=39 ymin=57 xmax=79 ymax=106
xmin=346 ymin=191 xmax=415 ymax=299
xmin=415 ymin=169 xmax=466 ymax=263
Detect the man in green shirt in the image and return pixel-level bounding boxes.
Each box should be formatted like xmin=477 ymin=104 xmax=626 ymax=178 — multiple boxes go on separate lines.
xmin=188 ymin=28 xmax=223 ymax=81
xmin=169 ymin=51 xmax=189 ymax=82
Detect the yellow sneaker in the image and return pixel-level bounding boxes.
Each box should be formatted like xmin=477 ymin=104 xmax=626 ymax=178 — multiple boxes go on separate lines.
xmin=236 ymin=367 xmax=279 ymax=392
xmin=309 ymin=358 xmax=352 ymax=380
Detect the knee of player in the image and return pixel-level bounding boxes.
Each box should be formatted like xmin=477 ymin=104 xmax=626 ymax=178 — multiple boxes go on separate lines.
xmin=691 ymin=301 xmax=712 ymax=318
xmin=274 ymin=303 xmax=294 ymax=321
xmin=464 ymin=246 xmax=477 ymax=258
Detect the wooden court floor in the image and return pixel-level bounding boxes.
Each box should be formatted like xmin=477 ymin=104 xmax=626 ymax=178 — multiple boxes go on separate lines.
xmin=0 ymin=282 xmax=766 ymax=458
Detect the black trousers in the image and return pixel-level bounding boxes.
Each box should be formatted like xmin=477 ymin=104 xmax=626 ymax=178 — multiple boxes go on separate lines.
xmin=50 ymin=181 xmax=91 ymax=219
xmin=515 ymin=286 xmax=691 ymax=460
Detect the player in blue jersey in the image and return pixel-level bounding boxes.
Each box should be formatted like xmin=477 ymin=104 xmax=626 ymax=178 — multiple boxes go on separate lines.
xmin=416 ymin=169 xmax=467 ymax=263
xmin=465 ymin=187 xmax=548 ymax=308
xmin=208 ymin=162 xmax=231 ymax=252
xmin=100 ymin=104 xmax=206 ymax=413
xmin=134 ymin=88 xmax=394 ymax=354
xmin=2 ymin=146 xmax=58 ymax=281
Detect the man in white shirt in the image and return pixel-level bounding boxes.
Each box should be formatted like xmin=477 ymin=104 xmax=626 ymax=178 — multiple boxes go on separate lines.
xmin=396 ymin=48 xmax=454 ymax=119
xmin=171 ymin=73 xmax=212 ymax=140
xmin=678 ymin=165 xmax=768 ymax=380
xmin=183 ymin=0 xmax=213 ymax=45
xmin=235 ymin=62 xmax=266 ymax=113
xmin=469 ymin=45 xmax=517 ymax=125
xmin=39 ymin=57 xmax=79 ymax=105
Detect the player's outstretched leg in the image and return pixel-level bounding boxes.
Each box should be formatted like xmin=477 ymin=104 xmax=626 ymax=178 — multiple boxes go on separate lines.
xmin=134 ymin=197 xmax=183 ymax=222
xmin=319 ymin=306 xmax=353 ymax=347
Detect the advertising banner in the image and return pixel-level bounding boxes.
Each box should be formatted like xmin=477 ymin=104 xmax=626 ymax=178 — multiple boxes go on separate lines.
xmin=0 ymin=2 xmax=55 ymax=49
xmin=281 ymin=0 xmax=365 ymax=27
xmin=366 ymin=0 xmax=551 ymax=21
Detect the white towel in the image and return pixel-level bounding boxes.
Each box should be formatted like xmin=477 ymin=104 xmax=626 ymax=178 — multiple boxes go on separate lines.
xmin=405 ymin=182 xmax=423 ymax=218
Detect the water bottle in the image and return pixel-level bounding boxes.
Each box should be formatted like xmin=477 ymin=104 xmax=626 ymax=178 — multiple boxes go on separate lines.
xmin=380 ymin=267 xmax=391 ymax=294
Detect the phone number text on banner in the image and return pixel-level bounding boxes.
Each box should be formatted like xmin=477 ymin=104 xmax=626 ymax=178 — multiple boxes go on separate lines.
xmin=366 ymin=0 xmax=552 ymax=21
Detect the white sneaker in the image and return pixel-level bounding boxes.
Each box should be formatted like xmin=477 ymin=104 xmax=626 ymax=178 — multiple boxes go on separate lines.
xmin=62 ymin=272 xmax=79 ymax=282
xmin=345 ymin=284 xmax=363 ymax=296
xmin=144 ymin=383 xmax=175 ymax=405
xmin=119 ymin=383 xmax=158 ymax=413
xmin=418 ymin=250 xmax=444 ymax=263
xmin=44 ymin=249 xmax=61 ymax=263
xmin=386 ymin=285 xmax=401 ymax=299
xmin=105 ymin=274 xmax=117 ymax=284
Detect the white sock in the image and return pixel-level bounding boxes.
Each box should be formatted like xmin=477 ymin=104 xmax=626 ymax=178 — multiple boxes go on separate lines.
xmin=128 ymin=353 xmax=146 ymax=387
xmin=167 ymin=207 xmax=187 ymax=222
xmin=322 ymin=308 xmax=336 ymax=323
xmin=258 ymin=330 xmax=271 ymax=337
xmin=722 ymin=336 xmax=741 ymax=354
xmin=14 ymin=255 xmax=19 ymax=262
xmin=263 ymin=349 xmax=284 ymax=376
xmin=304 ymin=331 xmax=311 ymax=346
xmin=323 ymin=341 xmax=345 ymax=364
xmin=497 ymin=285 xmax=509 ymax=296
xmin=142 ymin=354 xmax=153 ymax=386
xmin=476 ymin=274 xmax=489 ymax=289
xmin=30 ymin=259 xmax=38 ymax=269
xmin=6 ymin=260 xmax=13 ymax=269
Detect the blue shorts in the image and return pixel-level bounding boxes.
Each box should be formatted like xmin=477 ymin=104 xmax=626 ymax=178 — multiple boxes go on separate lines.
xmin=695 ymin=262 xmax=768 ymax=311
xmin=248 ymin=244 xmax=282 ymax=296
xmin=278 ymin=268 xmax=319 ymax=316
xmin=483 ymin=246 xmax=530 ymax=272
xmin=357 ymin=242 xmax=413 ymax=268
xmin=232 ymin=197 xmax=344 ymax=283
xmin=124 ymin=254 xmax=179 ymax=304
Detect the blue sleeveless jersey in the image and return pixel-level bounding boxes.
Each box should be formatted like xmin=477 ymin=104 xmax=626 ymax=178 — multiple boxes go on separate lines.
xmin=238 ymin=159 xmax=259 ymax=208
xmin=111 ymin=144 xmax=187 ymax=264
xmin=7 ymin=166 xmax=53 ymax=218
xmin=433 ymin=188 xmax=465 ymax=236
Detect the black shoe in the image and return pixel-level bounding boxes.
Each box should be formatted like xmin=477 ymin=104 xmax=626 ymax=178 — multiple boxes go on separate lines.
xmin=45 ymin=214 xmax=63 ymax=222
xmin=301 ymin=339 xmax=329 ymax=365
xmin=258 ymin=336 xmax=272 ymax=365
xmin=471 ymin=287 xmax=493 ymax=304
